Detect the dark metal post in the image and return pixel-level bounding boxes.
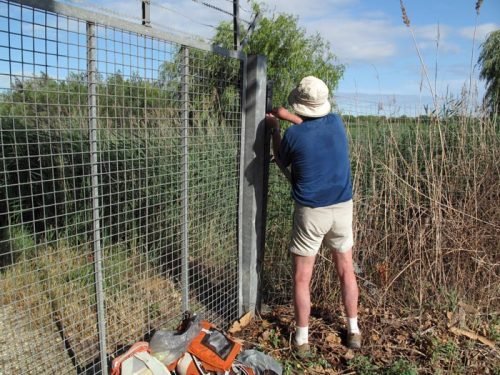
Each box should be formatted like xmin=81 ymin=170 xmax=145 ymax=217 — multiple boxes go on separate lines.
xmin=233 ymin=0 xmax=239 ymax=50
xmin=142 ymin=0 xmax=151 ymax=27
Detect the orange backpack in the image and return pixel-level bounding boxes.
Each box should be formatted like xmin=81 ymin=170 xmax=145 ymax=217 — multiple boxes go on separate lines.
xmin=188 ymin=320 xmax=241 ymax=371
xmin=173 ymin=320 xmax=253 ymax=375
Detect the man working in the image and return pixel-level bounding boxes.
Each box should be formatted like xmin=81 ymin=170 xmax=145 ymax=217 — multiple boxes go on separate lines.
xmin=266 ymin=76 xmax=361 ymax=355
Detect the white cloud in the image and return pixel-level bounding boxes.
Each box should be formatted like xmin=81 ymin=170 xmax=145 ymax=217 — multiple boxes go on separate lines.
xmin=414 ymin=24 xmax=451 ymax=43
xmin=261 ymin=0 xmax=358 ymax=19
xmin=459 ymin=23 xmax=499 ymax=42
xmin=311 ymin=18 xmax=399 ymax=63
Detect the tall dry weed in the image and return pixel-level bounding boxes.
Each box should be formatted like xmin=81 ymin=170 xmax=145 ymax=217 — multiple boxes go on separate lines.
xmin=348 ymin=114 xmax=499 ymax=311
xmin=263 ymin=111 xmax=499 ymax=313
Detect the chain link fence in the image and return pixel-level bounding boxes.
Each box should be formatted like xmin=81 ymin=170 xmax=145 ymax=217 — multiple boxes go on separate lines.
xmin=0 ymin=0 xmax=261 ymax=373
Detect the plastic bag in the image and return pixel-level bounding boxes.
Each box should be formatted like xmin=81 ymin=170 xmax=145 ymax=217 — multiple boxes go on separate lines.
xmin=237 ymin=349 xmax=282 ymax=375
xmin=150 ymin=313 xmax=203 ymax=366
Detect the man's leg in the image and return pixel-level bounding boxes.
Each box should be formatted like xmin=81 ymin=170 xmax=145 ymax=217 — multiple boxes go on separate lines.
xmin=332 ymin=248 xmax=361 ymax=348
xmin=292 ymin=254 xmax=316 ymax=344
xmin=332 ymin=248 xmax=358 ymax=318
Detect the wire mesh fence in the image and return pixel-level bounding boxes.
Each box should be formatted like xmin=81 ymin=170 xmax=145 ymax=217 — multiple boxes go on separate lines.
xmin=1 ymin=0 xmax=498 ymax=373
xmin=0 ymin=0 xmax=247 ymax=373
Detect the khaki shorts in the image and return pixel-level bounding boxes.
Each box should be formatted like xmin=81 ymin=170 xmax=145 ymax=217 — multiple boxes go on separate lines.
xmin=290 ymin=199 xmax=354 ymax=256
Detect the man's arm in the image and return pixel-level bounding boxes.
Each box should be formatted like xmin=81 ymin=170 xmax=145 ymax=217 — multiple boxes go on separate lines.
xmin=266 ymin=114 xmax=292 ymax=182
xmin=267 ymin=107 xmax=300 ymax=166
xmin=266 ymin=114 xmax=282 ymax=163
xmin=272 ymin=107 xmax=303 ymax=124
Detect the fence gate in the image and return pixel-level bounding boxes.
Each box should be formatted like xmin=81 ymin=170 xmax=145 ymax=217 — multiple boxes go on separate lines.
xmin=0 ymin=0 xmax=267 ymax=373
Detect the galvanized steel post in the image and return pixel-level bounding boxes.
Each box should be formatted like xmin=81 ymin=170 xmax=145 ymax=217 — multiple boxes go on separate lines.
xmin=181 ymin=46 xmax=190 ymax=312
xmin=87 ymin=21 xmax=108 ymax=375
xmin=239 ymin=55 xmax=267 ymax=315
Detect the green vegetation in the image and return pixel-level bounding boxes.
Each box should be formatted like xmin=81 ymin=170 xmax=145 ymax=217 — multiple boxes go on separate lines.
xmin=212 ymin=3 xmax=344 ymax=108
xmin=0 ymin=62 xmax=241 ymax=260
xmin=348 ymin=355 xmax=380 ymax=374
xmin=478 ymin=29 xmax=500 ymax=114
xmin=385 ymin=359 xmax=418 ymax=375
xmin=430 ymin=339 xmax=464 ymax=374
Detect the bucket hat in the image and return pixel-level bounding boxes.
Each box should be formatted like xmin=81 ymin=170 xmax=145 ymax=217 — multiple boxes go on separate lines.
xmin=288 ymin=76 xmax=331 ymax=118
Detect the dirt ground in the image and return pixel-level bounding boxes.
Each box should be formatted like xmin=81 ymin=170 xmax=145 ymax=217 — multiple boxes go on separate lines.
xmin=231 ymin=303 xmax=499 ymax=374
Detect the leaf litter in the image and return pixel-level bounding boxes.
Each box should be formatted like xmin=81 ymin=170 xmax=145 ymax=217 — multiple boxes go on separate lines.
xmin=230 ymin=303 xmax=499 ymax=374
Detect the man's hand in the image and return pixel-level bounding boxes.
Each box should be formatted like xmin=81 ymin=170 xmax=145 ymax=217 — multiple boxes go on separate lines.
xmin=266 ymin=113 xmax=280 ymax=133
xmin=266 ymin=113 xmax=281 ymax=161
xmin=271 ymin=107 xmax=292 ymax=120
xmin=271 ymin=107 xmax=303 ymax=124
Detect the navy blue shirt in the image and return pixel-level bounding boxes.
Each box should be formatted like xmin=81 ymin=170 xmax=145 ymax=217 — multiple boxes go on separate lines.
xmin=279 ymin=113 xmax=353 ymax=207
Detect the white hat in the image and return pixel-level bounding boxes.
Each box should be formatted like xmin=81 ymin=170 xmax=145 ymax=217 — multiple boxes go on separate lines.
xmin=288 ymin=76 xmax=331 ymax=118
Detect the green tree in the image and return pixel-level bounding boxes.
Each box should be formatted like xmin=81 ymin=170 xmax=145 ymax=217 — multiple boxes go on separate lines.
xmin=212 ymin=4 xmax=344 ymax=108
xmin=478 ymin=29 xmax=500 ymax=114
xmin=157 ymin=5 xmax=343 ymax=122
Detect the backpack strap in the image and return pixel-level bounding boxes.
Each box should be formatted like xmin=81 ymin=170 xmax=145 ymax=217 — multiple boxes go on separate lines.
xmin=111 ymin=342 xmax=150 ymax=375
xmin=111 ymin=341 xmax=171 ymax=375
xmin=176 ymin=352 xmax=211 ymax=375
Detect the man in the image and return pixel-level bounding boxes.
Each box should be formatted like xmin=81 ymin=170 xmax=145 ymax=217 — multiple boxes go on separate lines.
xmin=266 ymin=76 xmax=361 ymax=354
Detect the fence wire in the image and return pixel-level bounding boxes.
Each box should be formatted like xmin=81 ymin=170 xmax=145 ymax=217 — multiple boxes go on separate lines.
xmin=0 ymin=0 xmax=244 ymax=373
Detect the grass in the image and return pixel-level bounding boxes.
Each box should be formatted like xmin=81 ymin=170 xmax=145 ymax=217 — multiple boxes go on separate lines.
xmin=429 ymin=339 xmax=463 ymax=374
xmin=0 ymin=240 xmax=183 ymax=368
xmin=1 ymin=103 xmax=498 ymax=373
xmin=385 ymin=359 xmax=419 ymax=375
xmin=348 ymin=355 xmax=380 ymax=374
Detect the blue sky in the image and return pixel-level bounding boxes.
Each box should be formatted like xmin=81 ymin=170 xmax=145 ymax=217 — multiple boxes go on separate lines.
xmin=67 ymin=0 xmax=498 ymax=113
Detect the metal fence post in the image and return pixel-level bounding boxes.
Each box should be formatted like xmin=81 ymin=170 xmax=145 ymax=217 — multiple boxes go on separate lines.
xmin=87 ymin=21 xmax=108 ymax=375
xmin=142 ymin=0 xmax=151 ymax=27
xmin=181 ymin=45 xmax=190 ymax=312
xmin=233 ymin=0 xmax=239 ymax=50
xmin=239 ymin=55 xmax=267 ymax=315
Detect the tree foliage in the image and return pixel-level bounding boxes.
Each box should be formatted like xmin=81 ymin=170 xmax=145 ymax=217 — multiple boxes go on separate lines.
xmin=478 ymin=29 xmax=500 ymax=113
xmin=212 ymin=5 xmax=344 ymax=108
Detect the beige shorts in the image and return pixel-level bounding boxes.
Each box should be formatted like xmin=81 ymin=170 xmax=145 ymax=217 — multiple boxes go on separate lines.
xmin=290 ymin=199 xmax=354 ymax=256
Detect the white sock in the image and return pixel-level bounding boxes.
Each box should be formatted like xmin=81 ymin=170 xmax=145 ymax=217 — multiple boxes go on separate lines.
xmin=347 ymin=317 xmax=360 ymax=334
xmin=294 ymin=326 xmax=309 ymax=345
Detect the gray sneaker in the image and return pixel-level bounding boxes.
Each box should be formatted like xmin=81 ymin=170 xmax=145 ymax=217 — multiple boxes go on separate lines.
xmin=346 ymin=333 xmax=362 ymax=349
xmin=292 ymin=342 xmax=316 ymax=359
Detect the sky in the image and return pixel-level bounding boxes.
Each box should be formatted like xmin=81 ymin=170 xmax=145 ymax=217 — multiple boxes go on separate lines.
xmin=2 ymin=0 xmax=499 ymax=115
xmin=66 ymin=0 xmax=498 ymax=114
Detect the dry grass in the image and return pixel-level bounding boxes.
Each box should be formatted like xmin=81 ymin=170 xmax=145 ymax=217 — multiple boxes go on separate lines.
xmin=263 ymin=113 xmax=499 ymax=316
xmin=0 ymin=243 xmax=183 ymax=369
xmin=349 ymin=115 xmax=499 ymax=311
